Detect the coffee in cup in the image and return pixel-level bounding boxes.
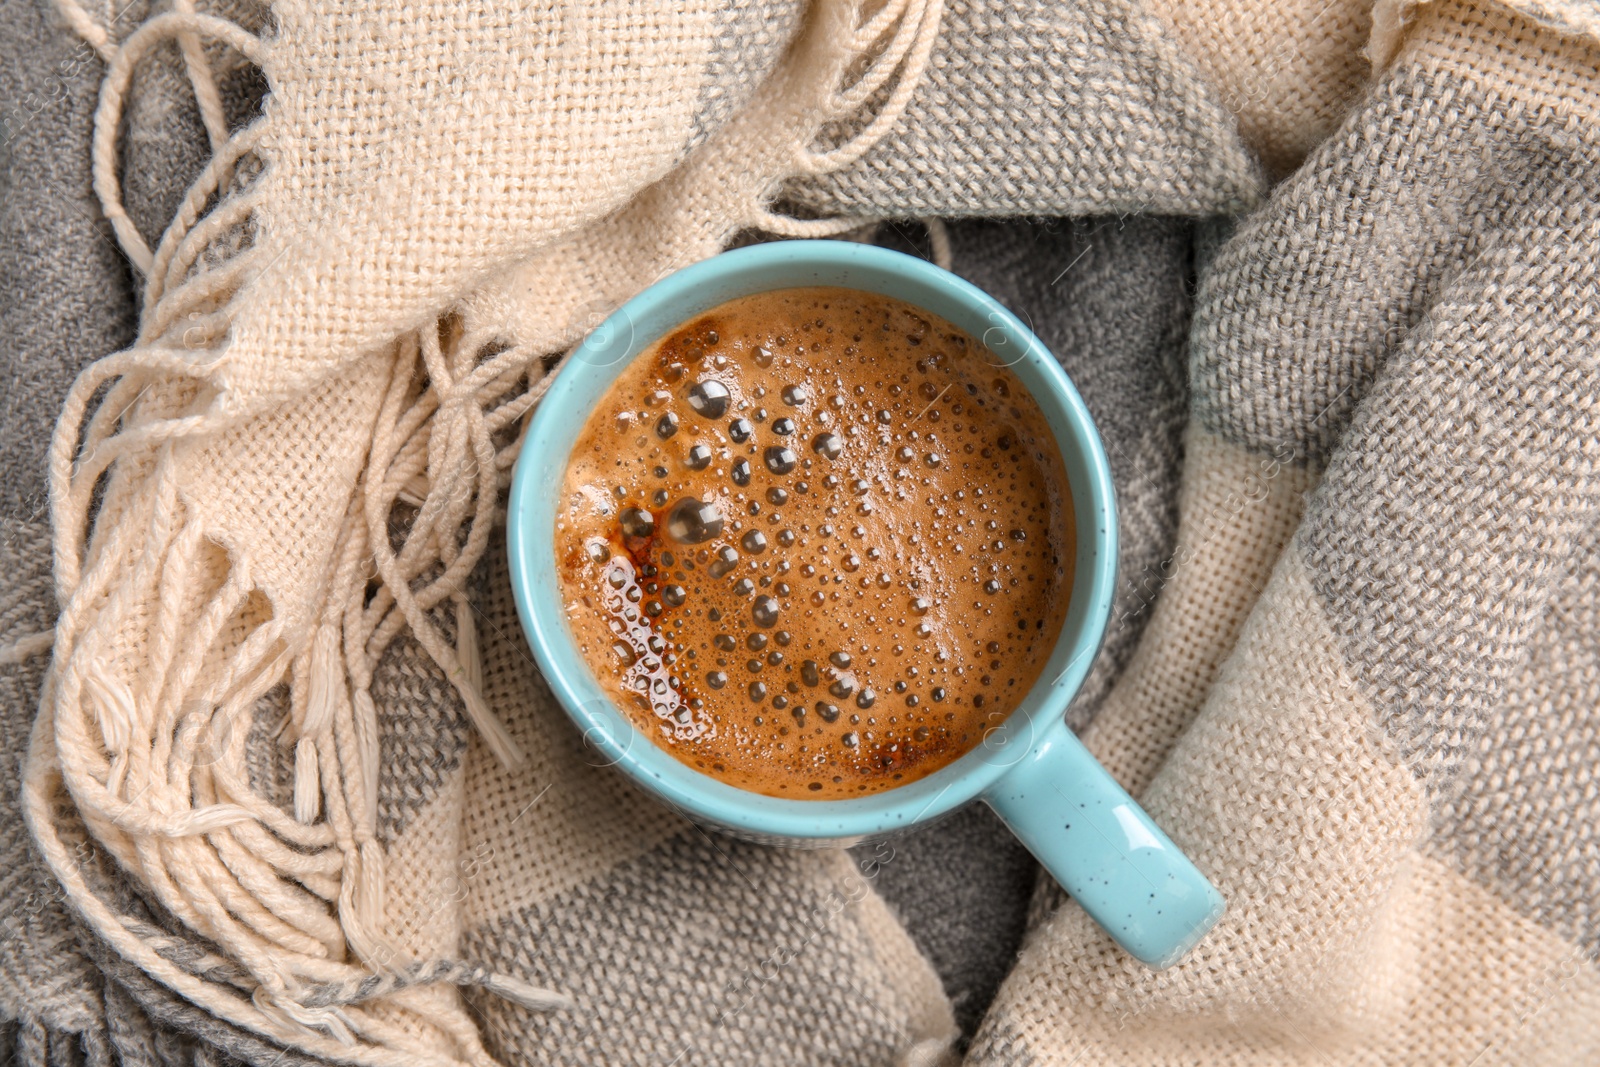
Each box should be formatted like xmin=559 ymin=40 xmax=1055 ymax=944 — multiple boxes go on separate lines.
xmin=554 ymin=286 xmax=1073 ymax=799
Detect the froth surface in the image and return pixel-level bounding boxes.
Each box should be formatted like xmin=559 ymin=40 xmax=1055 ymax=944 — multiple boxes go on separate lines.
xmin=554 ymin=287 xmax=1073 ymax=799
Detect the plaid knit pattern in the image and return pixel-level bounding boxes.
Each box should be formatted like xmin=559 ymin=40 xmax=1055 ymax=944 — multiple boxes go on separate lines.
xmin=4 ymin=0 xmax=1599 ymax=1065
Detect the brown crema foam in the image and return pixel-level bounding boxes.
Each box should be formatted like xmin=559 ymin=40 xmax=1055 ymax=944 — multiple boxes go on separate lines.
xmin=554 ymin=287 xmax=1073 ymax=799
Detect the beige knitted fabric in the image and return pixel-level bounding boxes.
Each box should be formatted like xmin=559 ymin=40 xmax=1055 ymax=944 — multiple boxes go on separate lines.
xmin=1144 ymin=0 xmax=1375 ymax=178
xmin=985 ymin=546 xmax=1600 ymax=1064
xmin=15 ymin=0 xmax=1600 ymax=1062
xmin=970 ymin=2 xmax=1600 ymax=1062
xmin=22 ymin=0 xmax=958 ymax=1061
xmin=1086 ymin=429 xmax=1317 ymax=799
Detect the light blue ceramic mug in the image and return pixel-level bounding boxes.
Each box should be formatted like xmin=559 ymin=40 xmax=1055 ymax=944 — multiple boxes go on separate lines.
xmin=507 ymin=240 xmax=1223 ymax=968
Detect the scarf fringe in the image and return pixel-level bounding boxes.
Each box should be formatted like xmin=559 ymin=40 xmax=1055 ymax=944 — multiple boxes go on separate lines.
xmin=27 ymin=0 xmax=945 ymax=1062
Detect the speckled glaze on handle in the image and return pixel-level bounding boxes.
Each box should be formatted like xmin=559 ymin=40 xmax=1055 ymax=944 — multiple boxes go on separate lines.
xmin=507 ymin=239 xmax=1223 ymax=968
xmin=983 ymin=723 xmax=1224 ymax=967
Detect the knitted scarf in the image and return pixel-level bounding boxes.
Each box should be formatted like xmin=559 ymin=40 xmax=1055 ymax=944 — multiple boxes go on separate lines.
xmin=4 ymin=0 xmax=1597 ymax=1063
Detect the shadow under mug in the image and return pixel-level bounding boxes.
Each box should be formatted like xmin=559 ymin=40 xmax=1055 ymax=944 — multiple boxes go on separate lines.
xmin=507 ymin=240 xmax=1224 ymax=968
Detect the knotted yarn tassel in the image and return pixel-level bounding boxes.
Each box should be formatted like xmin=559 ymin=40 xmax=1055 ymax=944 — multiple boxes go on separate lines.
xmin=106 ymin=755 xmax=130 ymax=798
xmin=358 ymin=839 xmax=386 ymax=927
xmin=84 ymin=670 xmax=136 ymax=795
xmin=453 ymin=596 xmax=484 ymax=700
xmin=304 ymin=625 xmax=341 ymax=738
xmin=456 ymin=678 xmax=521 ymax=770
xmin=294 ymin=626 xmax=340 ymax=824
xmin=293 ymin=737 xmax=321 ymax=824
xmin=338 ymin=838 xmax=397 ymax=974
xmin=352 ymin=688 xmax=380 ymax=838
xmin=292 ymin=958 xmax=574 ymax=1016
xmin=481 ymin=972 xmax=575 ymax=1013
xmin=252 ymin=987 xmax=357 ymax=1047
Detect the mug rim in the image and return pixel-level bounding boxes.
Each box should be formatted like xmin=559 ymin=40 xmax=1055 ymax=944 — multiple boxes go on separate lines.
xmin=507 ymin=240 xmax=1117 ymax=840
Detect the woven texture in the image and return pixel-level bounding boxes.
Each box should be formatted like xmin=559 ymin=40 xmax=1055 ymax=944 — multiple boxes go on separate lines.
xmin=1146 ymin=0 xmax=1375 ymax=178
xmin=5 ymin=0 xmax=1600 ymax=1064
xmin=970 ymin=2 xmax=1600 ymax=1063
xmin=785 ymin=0 xmax=1265 ymax=218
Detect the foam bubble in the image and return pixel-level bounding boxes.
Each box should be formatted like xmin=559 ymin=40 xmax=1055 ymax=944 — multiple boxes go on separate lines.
xmin=555 ymin=287 xmax=1073 ymax=799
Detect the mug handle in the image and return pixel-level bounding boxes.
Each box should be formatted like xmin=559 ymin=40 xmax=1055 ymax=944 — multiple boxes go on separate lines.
xmin=982 ymin=724 xmax=1224 ymax=968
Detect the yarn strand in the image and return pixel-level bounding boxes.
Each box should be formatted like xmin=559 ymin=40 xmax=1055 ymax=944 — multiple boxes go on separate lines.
xmin=27 ymin=0 xmax=946 ymax=1062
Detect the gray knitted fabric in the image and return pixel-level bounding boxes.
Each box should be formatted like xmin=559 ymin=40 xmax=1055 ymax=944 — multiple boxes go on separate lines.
xmin=1192 ymin=10 xmax=1600 ymax=961
xmin=1286 ymin=69 xmax=1600 ymax=956
xmin=960 ymin=5 xmax=1600 ymax=1064
xmin=0 ymin=0 xmax=134 ymax=1038
xmin=786 ymin=0 xmax=1263 ymax=219
xmin=685 ymin=0 xmax=804 ymax=156
xmin=13 ymin=0 xmax=1600 ymax=1064
xmin=935 ymin=219 xmax=1192 ymax=731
